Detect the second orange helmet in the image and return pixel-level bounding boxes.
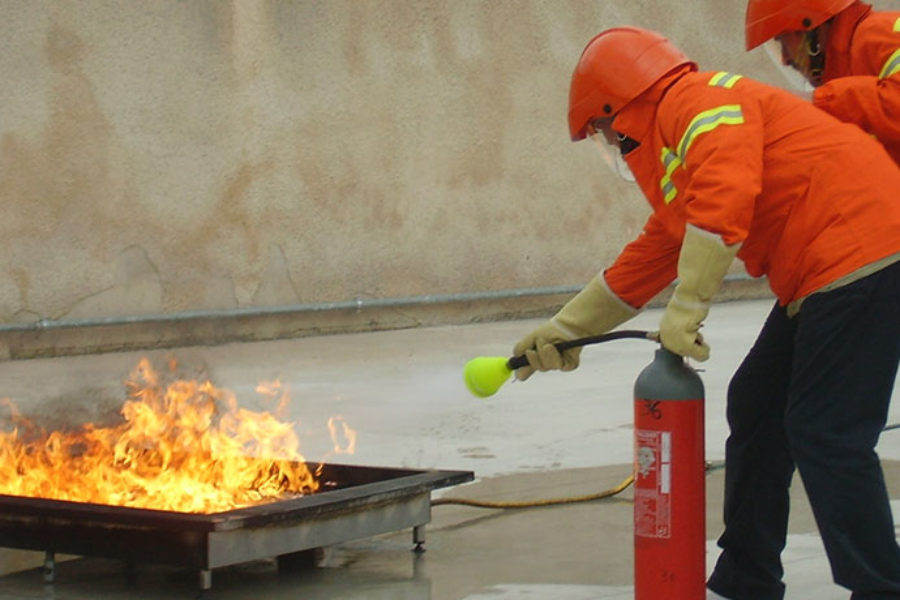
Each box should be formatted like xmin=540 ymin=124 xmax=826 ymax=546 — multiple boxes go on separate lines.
xmin=745 ymin=0 xmax=858 ymax=50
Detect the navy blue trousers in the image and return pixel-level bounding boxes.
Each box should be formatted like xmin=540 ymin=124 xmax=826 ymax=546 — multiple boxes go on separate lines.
xmin=707 ymin=262 xmax=900 ymax=600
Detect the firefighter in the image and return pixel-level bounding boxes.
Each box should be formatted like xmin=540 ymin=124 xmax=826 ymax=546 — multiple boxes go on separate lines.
xmin=512 ymin=27 xmax=900 ymax=599
xmin=708 ymin=3 xmax=900 ymax=598
xmin=745 ymin=0 xmax=900 ymax=164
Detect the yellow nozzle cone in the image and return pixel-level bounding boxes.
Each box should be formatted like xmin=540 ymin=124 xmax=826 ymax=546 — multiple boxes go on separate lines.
xmin=464 ymin=356 xmax=513 ymax=398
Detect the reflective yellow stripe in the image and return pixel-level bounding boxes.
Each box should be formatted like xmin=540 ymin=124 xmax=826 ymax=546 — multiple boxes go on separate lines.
xmin=894 ymin=17 xmax=900 ymax=32
xmin=708 ymin=72 xmax=743 ymax=89
xmin=659 ymin=147 xmax=682 ymax=204
xmin=879 ymin=48 xmax=900 ymax=78
xmin=677 ymin=105 xmax=745 ymax=163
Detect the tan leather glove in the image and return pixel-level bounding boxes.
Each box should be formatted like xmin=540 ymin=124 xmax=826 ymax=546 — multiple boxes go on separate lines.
xmin=660 ymin=225 xmax=740 ymax=361
xmin=513 ymin=276 xmax=637 ymax=381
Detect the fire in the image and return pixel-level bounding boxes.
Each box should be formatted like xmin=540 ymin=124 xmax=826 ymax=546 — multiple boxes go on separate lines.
xmin=0 ymin=358 xmax=356 ymax=514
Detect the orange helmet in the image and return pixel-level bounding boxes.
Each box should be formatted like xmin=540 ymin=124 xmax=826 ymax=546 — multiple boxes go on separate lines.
xmin=745 ymin=0 xmax=857 ymax=50
xmin=568 ymin=27 xmax=695 ymax=141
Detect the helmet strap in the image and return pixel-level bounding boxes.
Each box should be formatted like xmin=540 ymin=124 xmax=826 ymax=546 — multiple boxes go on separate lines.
xmin=616 ymin=132 xmax=640 ymax=156
xmin=805 ymin=30 xmax=825 ymax=86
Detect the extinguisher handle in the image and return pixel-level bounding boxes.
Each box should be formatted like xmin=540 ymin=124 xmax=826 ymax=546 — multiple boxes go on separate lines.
xmin=506 ymin=329 xmax=659 ymax=371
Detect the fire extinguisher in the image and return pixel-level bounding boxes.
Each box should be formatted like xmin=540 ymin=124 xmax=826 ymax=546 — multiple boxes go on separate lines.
xmin=463 ymin=332 xmax=706 ymax=596
xmin=464 ymin=330 xmax=706 ymax=600
xmin=633 ymin=346 xmax=706 ymax=599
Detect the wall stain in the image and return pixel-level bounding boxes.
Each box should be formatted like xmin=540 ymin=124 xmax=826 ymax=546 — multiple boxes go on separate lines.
xmin=0 ymin=22 xmax=125 ymax=319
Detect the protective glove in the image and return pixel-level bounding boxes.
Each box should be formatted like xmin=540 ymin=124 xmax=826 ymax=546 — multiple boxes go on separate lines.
xmin=659 ymin=225 xmax=740 ymax=361
xmin=513 ymin=276 xmax=637 ymax=381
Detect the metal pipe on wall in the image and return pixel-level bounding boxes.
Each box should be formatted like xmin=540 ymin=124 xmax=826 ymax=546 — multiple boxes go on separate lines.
xmin=0 ymin=274 xmax=758 ymax=334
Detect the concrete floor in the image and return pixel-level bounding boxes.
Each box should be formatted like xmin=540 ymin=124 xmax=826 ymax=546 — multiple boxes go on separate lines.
xmin=0 ymin=298 xmax=898 ymax=599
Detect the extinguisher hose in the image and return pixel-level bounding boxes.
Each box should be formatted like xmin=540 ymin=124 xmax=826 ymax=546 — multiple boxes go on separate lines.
xmin=506 ymin=329 xmax=659 ymax=370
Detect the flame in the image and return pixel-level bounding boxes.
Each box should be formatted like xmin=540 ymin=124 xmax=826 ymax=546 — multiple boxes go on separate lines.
xmin=327 ymin=415 xmax=357 ymax=456
xmin=0 ymin=358 xmax=353 ymax=514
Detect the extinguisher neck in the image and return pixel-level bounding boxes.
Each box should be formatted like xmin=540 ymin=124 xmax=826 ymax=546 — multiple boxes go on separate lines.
xmin=656 ymin=346 xmax=683 ymax=364
xmin=634 ymin=345 xmax=705 ymax=401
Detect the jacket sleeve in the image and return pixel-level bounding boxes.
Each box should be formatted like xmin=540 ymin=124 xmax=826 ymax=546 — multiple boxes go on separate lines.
xmin=603 ymin=213 xmax=681 ymax=309
xmin=813 ymin=75 xmax=900 ymax=144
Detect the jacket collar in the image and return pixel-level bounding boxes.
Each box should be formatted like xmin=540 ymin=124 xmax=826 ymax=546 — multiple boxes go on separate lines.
xmin=612 ymin=64 xmax=694 ymax=142
xmin=823 ymin=1 xmax=872 ymax=81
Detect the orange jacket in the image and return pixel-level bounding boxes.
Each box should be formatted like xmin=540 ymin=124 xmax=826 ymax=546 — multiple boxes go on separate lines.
xmin=813 ymin=2 xmax=900 ymax=164
xmin=603 ymin=69 xmax=900 ymax=309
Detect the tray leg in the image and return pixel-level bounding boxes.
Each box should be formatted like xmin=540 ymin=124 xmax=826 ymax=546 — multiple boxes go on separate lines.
xmin=413 ymin=525 xmax=426 ymax=553
xmin=199 ymin=569 xmax=212 ymax=591
xmin=42 ymin=551 xmax=55 ymax=584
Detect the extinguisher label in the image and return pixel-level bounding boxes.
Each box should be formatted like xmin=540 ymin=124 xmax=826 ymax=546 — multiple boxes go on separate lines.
xmin=635 ymin=430 xmax=671 ymax=538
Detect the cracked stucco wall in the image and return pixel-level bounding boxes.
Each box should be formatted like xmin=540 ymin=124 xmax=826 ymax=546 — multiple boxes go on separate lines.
xmin=1 ymin=0 xmax=895 ymax=336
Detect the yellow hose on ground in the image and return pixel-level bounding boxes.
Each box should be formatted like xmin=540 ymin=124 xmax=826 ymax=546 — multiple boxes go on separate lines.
xmin=431 ymin=473 xmax=635 ymax=509
xmin=430 ymin=461 xmax=724 ymax=509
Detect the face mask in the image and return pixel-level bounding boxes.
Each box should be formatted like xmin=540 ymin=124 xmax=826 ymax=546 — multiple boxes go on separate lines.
xmin=620 ymin=140 xmax=662 ymax=210
xmin=587 ymin=121 xmax=638 ymax=183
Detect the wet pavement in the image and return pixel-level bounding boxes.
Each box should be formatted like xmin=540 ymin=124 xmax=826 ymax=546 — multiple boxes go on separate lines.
xmin=0 ymin=298 xmax=897 ymax=599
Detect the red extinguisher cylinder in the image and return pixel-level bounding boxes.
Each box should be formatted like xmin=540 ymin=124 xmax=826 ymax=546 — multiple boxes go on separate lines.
xmin=633 ymin=347 xmax=706 ymax=600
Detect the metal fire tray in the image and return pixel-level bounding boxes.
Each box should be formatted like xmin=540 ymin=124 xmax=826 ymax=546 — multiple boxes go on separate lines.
xmin=0 ymin=462 xmax=474 ymax=589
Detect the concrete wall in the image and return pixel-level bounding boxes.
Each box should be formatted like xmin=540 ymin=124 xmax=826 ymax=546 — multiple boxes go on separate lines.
xmin=1 ymin=0 xmax=895 ymax=357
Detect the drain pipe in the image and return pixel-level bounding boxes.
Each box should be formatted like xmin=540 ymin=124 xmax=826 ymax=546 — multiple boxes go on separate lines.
xmin=0 ymin=285 xmax=580 ymax=333
xmin=0 ymin=273 xmax=758 ymax=333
